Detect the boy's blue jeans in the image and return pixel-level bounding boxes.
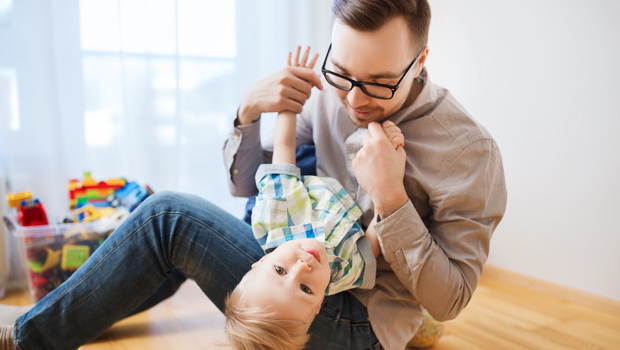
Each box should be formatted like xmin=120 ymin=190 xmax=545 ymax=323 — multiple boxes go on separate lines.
xmin=14 ymin=192 xmax=382 ymax=350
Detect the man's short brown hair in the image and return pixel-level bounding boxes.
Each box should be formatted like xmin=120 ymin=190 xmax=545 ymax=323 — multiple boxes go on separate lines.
xmin=332 ymin=0 xmax=431 ymax=52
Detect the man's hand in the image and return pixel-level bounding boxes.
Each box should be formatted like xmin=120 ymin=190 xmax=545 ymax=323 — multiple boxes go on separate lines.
xmin=238 ymin=49 xmax=323 ymax=125
xmin=352 ymin=122 xmax=408 ymax=219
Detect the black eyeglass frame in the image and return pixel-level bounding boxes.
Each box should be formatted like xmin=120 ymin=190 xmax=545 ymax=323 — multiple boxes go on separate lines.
xmin=321 ymin=43 xmax=425 ymax=100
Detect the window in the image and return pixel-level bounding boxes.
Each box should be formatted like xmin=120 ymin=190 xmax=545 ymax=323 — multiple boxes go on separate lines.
xmin=0 ymin=68 xmax=19 ymax=131
xmin=77 ymin=0 xmax=242 ymax=211
xmin=79 ymin=0 xmax=236 ymax=148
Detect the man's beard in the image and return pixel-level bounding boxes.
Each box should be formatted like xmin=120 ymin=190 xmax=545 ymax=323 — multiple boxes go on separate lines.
xmin=339 ymin=96 xmax=393 ymax=128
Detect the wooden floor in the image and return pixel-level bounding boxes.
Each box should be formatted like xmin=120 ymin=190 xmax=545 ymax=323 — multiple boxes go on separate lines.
xmin=2 ymin=272 xmax=620 ymax=350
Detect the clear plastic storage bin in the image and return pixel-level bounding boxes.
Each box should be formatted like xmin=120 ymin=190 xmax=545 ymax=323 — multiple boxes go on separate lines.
xmin=4 ymin=217 xmax=124 ymax=301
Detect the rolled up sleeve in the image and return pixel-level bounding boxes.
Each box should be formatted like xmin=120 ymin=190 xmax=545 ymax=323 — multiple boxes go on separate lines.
xmin=223 ymin=119 xmax=270 ymax=197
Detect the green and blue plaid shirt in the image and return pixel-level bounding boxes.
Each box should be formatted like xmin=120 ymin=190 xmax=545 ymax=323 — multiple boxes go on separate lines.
xmin=252 ymin=163 xmax=376 ymax=295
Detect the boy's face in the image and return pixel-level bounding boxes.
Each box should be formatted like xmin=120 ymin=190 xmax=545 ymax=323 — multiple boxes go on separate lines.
xmin=327 ymin=16 xmax=428 ymax=128
xmin=249 ymin=238 xmax=331 ymax=322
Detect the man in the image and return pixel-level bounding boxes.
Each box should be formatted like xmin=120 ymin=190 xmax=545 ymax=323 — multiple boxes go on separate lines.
xmin=227 ymin=0 xmax=506 ymax=348
xmin=2 ymin=1 xmax=505 ymax=349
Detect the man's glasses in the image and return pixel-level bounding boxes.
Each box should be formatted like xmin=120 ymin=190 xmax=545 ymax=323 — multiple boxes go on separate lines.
xmin=321 ymin=43 xmax=425 ymax=100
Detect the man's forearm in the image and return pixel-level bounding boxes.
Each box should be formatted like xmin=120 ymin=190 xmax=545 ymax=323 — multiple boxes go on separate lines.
xmin=374 ymin=189 xmax=409 ymax=220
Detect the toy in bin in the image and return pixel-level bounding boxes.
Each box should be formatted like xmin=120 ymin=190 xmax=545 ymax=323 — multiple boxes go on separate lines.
xmin=5 ymin=190 xmax=124 ymax=301
xmin=6 ymin=190 xmax=49 ymax=227
xmin=14 ymin=222 xmax=116 ymax=301
xmin=69 ymin=172 xmax=153 ymax=212
xmin=68 ymin=172 xmax=126 ymax=209
xmin=107 ymin=181 xmax=154 ymax=212
xmin=4 ymin=174 xmax=153 ymax=301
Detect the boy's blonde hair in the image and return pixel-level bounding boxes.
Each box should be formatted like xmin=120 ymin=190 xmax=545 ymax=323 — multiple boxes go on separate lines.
xmin=224 ymin=269 xmax=311 ymax=350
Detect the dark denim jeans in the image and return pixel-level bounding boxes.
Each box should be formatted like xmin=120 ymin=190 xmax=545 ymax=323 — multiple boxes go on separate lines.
xmin=14 ymin=192 xmax=381 ymax=350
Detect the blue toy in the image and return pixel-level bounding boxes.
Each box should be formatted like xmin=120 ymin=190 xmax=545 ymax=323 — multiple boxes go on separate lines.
xmin=109 ymin=182 xmax=153 ymax=212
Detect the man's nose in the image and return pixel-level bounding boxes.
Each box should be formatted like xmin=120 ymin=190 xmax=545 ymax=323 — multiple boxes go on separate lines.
xmin=347 ymin=86 xmax=371 ymax=108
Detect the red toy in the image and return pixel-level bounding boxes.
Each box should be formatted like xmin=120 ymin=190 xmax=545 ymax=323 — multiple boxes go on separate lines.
xmin=17 ymin=199 xmax=49 ymax=227
xmin=6 ymin=190 xmax=49 ymax=227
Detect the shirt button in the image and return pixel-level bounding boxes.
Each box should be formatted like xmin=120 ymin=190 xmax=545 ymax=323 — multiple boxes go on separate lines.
xmin=233 ymin=134 xmax=240 ymax=142
xmin=233 ymin=169 xmax=239 ymax=174
xmin=351 ymin=193 xmax=356 ymax=200
xmin=349 ymin=153 xmax=356 ymax=160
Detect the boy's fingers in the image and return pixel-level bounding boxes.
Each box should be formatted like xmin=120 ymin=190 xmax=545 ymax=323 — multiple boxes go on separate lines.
xmin=381 ymin=120 xmax=405 ymax=148
xmin=307 ymin=53 xmax=319 ymax=70
xmin=293 ymin=46 xmax=301 ymax=66
xmin=369 ymin=121 xmax=405 ymax=148
xmin=395 ymin=135 xmax=405 ymax=148
xmin=367 ymin=122 xmax=387 ymax=140
xmin=381 ymin=122 xmax=396 ymax=136
xmin=300 ymin=46 xmax=310 ymax=67
xmin=287 ymin=52 xmax=292 ymax=66
xmin=382 ymin=120 xmax=395 ymax=128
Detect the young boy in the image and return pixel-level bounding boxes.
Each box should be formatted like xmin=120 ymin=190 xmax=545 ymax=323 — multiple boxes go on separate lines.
xmin=224 ymin=47 xmax=405 ymax=350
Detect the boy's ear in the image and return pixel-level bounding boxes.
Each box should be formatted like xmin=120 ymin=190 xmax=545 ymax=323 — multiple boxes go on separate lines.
xmin=316 ymin=295 xmax=325 ymax=314
xmin=251 ymin=256 xmax=266 ymax=269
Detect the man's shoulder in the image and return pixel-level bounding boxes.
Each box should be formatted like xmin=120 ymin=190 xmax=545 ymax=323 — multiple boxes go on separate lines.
xmin=400 ymin=82 xmax=494 ymax=149
xmin=398 ymin=79 xmax=500 ymax=188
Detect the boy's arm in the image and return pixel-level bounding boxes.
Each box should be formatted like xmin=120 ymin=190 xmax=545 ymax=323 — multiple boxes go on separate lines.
xmin=272 ymin=111 xmax=297 ymax=164
xmin=272 ymin=47 xmax=319 ymax=165
xmin=364 ymin=213 xmax=381 ymax=258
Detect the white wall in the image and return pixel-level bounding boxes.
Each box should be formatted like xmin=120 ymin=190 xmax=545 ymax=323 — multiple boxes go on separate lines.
xmin=426 ymin=0 xmax=620 ymax=301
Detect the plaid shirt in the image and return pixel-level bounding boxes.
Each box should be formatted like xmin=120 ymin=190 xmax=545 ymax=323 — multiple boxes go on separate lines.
xmin=252 ymin=164 xmax=376 ymax=295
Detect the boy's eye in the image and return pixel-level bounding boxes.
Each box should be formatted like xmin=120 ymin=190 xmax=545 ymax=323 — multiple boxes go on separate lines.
xmin=300 ymin=284 xmax=313 ymax=294
xmin=274 ymin=266 xmax=286 ymax=275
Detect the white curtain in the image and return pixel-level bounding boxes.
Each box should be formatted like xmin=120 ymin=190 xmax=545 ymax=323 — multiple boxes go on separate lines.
xmin=0 ymin=0 xmax=332 ymax=293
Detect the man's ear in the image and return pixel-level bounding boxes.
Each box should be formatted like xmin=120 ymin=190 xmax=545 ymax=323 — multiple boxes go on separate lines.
xmin=414 ymin=47 xmax=430 ymax=78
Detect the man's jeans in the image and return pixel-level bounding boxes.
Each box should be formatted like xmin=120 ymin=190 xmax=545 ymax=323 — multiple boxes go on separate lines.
xmin=14 ymin=192 xmax=382 ymax=350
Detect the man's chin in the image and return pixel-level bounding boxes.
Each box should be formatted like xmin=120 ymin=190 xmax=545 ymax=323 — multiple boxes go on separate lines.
xmin=339 ymin=98 xmax=386 ymax=127
xmin=347 ymin=112 xmax=381 ymax=128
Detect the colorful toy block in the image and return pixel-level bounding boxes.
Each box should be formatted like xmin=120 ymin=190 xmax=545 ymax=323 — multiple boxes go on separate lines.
xmin=6 ymin=190 xmax=33 ymax=209
xmin=68 ymin=172 xmax=126 ymax=209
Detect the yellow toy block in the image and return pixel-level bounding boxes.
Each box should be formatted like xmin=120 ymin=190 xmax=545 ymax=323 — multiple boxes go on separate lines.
xmin=61 ymin=245 xmax=91 ymax=270
xmin=73 ymin=204 xmax=114 ymax=222
xmin=7 ymin=190 xmax=33 ymax=208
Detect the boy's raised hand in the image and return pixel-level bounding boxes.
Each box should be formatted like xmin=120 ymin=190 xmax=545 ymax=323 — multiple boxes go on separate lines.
xmin=289 ymin=46 xmax=320 ymax=70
